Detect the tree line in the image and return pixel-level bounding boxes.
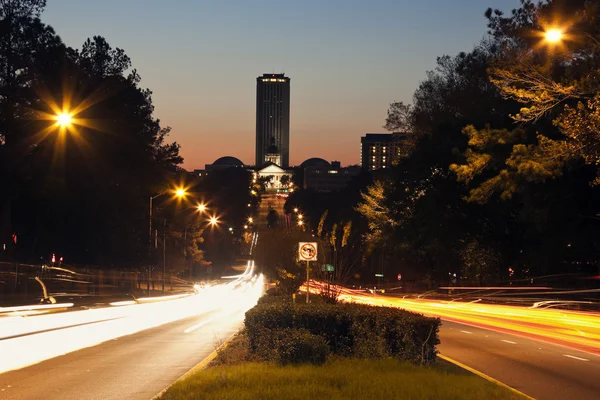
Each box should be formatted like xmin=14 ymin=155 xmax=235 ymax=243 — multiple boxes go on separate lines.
xmin=289 ymin=0 xmax=599 ymax=288
xmin=0 ymin=0 xmax=186 ymax=269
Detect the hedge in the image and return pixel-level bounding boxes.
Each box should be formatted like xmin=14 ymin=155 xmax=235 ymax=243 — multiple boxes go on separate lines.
xmin=245 ymin=302 xmax=440 ymax=365
xmin=251 ymin=327 xmax=330 ymax=365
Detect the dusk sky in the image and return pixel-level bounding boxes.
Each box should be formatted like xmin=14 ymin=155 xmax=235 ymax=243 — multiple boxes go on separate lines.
xmin=43 ymin=0 xmax=521 ymax=170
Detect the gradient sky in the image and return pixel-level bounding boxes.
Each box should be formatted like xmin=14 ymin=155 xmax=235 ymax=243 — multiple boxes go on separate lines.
xmin=43 ymin=0 xmax=521 ymax=169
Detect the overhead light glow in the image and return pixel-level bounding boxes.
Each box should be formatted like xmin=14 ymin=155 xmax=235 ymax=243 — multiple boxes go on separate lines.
xmin=545 ymin=28 xmax=564 ymax=43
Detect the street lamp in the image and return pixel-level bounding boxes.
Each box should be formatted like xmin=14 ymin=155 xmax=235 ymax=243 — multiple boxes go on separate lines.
xmin=248 ymin=217 xmax=253 ymax=224
xmin=545 ymin=28 xmax=564 ymax=43
xmin=294 ymin=207 xmax=299 ymax=213
xmin=148 ymin=186 xmax=187 ymax=296
xmin=197 ymin=203 xmax=206 ymax=213
xmin=56 ymin=112 xmax=72 ymax=128
xmin=209 ymin=216 xmax=219 ymax=226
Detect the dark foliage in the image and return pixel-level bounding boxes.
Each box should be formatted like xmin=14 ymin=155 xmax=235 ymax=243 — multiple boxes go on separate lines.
xmin=245 ymin=302 xmax=440 ymax=365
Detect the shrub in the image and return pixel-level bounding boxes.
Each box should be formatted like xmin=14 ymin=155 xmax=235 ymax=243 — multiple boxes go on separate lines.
xmin=274 ymin=328 xmax=330 ymax=365
xmin=250 ymin=327 xmax=329 ymax=365
xmin=244 ymin=302 xmax=440 ymax=365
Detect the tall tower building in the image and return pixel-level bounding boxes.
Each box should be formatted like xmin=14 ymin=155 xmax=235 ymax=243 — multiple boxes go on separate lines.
xmin=255 ymin=73 xmax=290 ymax=167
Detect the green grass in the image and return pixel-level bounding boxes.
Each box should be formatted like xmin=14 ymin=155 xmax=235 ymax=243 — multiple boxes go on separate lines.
xmin=161 ymin=357 xmax=524 ymax=400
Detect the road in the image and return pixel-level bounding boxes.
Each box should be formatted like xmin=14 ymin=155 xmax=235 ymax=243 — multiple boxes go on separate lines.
xmin=0 ymin=309 xmax=242 ymax=400
xmin=308 ymin=283 xmax=600 ymax=400
xmin=0 ymin=266 xmax=263 ymax=400
xmin=439 ymin=320 xmax=600 ymax=400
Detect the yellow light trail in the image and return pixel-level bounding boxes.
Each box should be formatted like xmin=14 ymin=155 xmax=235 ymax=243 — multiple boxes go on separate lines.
xmin=0 ymin=265 xmax=264 ymax=374
xmin=305 ymin=282 xmax=600 ymax=356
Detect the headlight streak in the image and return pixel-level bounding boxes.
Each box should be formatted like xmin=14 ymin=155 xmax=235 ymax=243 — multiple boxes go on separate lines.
xmin=304 ymin=281 xmax=600 ymax=355
xmin=0 ymin=264 xmax=264 ymax=375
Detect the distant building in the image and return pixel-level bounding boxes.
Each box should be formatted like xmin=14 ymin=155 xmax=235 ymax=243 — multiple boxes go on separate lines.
xmin=360 ymin=133 xmax=411 ymax=170
xmin=205 ymin=156 xmax=245 ymax=172
xmin=255 ymin=162 xmax=293 ymax=191
xmin=301 ymin=158 xmax=361 ymax=192
xmin=256 ymin=73 xmax=291 ymax=168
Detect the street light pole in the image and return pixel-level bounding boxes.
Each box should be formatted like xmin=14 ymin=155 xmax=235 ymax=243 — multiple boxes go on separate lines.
xmin=163 ymin=218 xmax=166 ymax=294
xmin=148 ymin=195 xmax=153 ymax=296
xmin=148 ymin=187 xmax=187 ymax=297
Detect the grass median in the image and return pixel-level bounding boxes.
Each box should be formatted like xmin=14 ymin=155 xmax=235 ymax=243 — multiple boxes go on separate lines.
xmin=160 ymin=333 xmax=523 ymax=400
xmin=161 ymin=357 xmax=523 ymax=400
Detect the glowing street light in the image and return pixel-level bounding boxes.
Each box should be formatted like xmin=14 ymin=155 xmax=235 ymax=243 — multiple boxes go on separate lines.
xmin=197 ymin=203 xmax=206 ymax=213
xmin=294 ymin=207 xmax=299 ymax=213
xmin=56 ymin=112 xmax=72 ymax=128
xmin=175 ymin=188 xmax=187 ymax=198
xmin=298 ymin=214 xmax=303 ymax=220
xmin=209 ymin=216 xmax=219 ymax=226
xmin=248 ymin=217 xmax=254 ymax=224
xmin=297 ymin=220 xmax=304 ymax=226
xmin=544 ymin=28 xmax=564 ymax=44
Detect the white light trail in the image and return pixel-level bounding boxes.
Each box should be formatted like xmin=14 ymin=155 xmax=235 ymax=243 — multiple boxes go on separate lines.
xmin=0 ymin=263 xmax=264 ymax=374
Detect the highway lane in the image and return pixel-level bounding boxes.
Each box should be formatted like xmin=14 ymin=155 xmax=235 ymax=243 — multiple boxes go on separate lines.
xmin=0 ymin=308 xmax=243 ymax=400
xmin=307 ymin=283 xmax=600 ymax=399
xmin=439 ymin=320 xmax=600 ymax=400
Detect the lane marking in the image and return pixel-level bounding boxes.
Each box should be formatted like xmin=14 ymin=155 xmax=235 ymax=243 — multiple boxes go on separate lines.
xmin=460 ymin=330 xmax=472 ymax=334
xmin=183 ymin=317 xmax=214 ymax=334
xmin=438 ymin=354 xmax=535 ymax=400
xmin=563 ymin=354 xmax=589 ymax=362
xmin=502 ymin=340 xmax=517 ymax=344
xmin=442 ymin=319 xmax=600 ymax=358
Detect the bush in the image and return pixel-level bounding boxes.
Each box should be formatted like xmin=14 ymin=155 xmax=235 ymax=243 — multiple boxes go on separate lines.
xmin=245 ymin=302 xmax=440 ymax=365
xmin=251 ymin=327 xmax=329 ymax=365
xmin=274 ymin=328 xmax=330 ymax=365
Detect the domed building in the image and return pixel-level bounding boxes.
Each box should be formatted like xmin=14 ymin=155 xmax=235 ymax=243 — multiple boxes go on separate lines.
xmin=205 ymin=156 xmax=245 ymax=171
xmin=300 ymin=158 xmax=331 ymax=169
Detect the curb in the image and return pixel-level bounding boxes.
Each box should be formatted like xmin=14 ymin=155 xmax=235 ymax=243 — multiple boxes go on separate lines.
xmin=438 ymin=354 xmax=535 ymax=400
xmin=151 ymin=332 xmax=237 ymax=400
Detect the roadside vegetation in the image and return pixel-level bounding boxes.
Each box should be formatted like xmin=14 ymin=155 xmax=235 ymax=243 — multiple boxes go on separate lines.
xmin=160 ymin=294 xmax=523 ymax=399
xmin=161 ymin=357 xmax=524 ymax=400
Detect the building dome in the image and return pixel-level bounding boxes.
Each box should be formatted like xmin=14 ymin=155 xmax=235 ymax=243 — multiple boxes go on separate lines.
xmin=300 ymin=158 xmax=331 ymax=168
xmin=212 ymin=156 xmax=244 ymax=167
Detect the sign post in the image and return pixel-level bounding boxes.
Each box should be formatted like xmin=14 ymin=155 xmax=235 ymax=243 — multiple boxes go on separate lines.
xmin=298 ymin=242 xmax=318 ymax=303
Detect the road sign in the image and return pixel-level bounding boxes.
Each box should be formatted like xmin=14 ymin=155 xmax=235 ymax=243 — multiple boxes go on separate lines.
xmin=298 ymin=242 xmax=318 ymax=262
xmin=321 ymin=264 xmax=334 ymax=272
xmin=375 ymin=273 xmax=384 ymax=278
xmin=397 ymin=274 xmax=402 ymax=281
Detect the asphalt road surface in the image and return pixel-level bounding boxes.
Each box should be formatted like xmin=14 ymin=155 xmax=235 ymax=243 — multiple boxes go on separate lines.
xmin=439 ymin=320 xmax=600 ymax=400
xmin=0 ymin=309 xmax=243 ymax=400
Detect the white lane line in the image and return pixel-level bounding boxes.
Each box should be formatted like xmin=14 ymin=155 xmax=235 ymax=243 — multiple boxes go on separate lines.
xmin=460 ymin=330 xmax=472 ymax=334
xmin=563 ymin=354 xmax=589 ymax=362
xmin=184 ymin=317 xmax=214 ymax=334
xmin=501 ymin=340 xmax=517 ymax=344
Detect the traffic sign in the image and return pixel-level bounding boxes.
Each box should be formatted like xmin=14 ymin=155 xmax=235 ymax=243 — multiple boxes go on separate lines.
xmin=397 ymin=274 xmax=402 ymax=281
xmin=321 ymin=264 xmax=334 ymax=272
xmin=298 ymin=242 xmax=318 ymax=262
xmin=375 ymin=273 xmax=384 ymax=278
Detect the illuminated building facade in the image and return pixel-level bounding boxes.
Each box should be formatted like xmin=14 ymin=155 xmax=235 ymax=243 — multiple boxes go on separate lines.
xmin=360 ymin=133 xmax=411 ymax=170
xmin=256 ymin=73 xmax=290 ymax=167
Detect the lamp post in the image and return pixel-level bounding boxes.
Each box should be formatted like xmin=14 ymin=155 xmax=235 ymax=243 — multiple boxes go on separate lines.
xmin=185 ymin=203 xmax=208 ymax=281
xmin=148 ymin=187 xmax=187 ymax=296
